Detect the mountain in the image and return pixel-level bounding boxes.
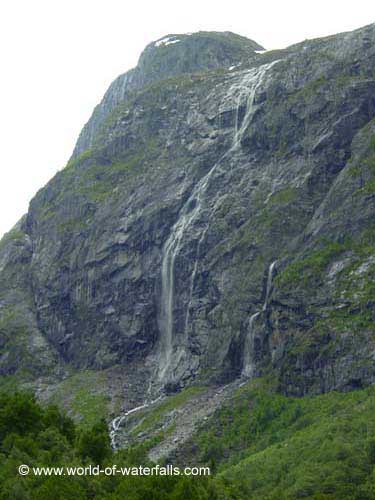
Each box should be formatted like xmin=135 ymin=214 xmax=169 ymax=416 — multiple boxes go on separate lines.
xmin=73 ymin=31 xmax=264 ymax=158
xmin=0 ymin=26 xmax=375 ymax=491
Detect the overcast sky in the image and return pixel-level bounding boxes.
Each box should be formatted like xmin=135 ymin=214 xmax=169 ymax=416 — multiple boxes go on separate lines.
xmin=0 ymin=0 xmax=373 ymax=238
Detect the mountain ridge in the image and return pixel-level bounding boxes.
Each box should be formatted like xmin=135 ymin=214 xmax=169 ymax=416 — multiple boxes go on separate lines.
xmin=0 ymin=23 xmax=374 ymax=431
xmin=72 ymin=30 xmax=264 ymax=158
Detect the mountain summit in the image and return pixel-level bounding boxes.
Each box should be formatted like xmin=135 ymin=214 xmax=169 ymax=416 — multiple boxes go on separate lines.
xmin=1 ymin=24 xmax=375 ymax=450
xmin=73 ymin=31 xmax=264 ymax=157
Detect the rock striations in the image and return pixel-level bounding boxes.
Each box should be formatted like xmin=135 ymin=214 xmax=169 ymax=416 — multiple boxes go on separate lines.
xmin=1 ymin=26 xmax=375 ymax=417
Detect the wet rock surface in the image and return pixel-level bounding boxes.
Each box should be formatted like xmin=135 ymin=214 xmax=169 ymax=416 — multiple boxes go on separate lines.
xmin=1 ymin=26 xmax=375 ymax=423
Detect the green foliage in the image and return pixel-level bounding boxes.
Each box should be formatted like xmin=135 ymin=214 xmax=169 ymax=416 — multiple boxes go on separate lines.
xmin=0 ymin=228 xmax=25 ymax=251
xmin=276 ymin=240 xmax=348 ymax=288
xmin=363 ymin=177 xmax=375 ymax=193
xmin=56 ymin=217 xmax=88 ymax=234
xmin=77 ymin=420 xmax=111 ymax=465
xmin=64 ymin=148 xmax=96 ymax=171
xmin=32 ymin=478 xmax=87 ymax=500
xmin=130 ymin=386 xmax=206 ymax=436
xmin=314 ymin=225 xmax=375 ymax=333
xmin=288 ymin=75 xmax=328 ymax=104
xmin=0 ymin=392 xmax=216 ymax=499
xmin=42 ymin=405 xmax=76 ymax=444
xmin=276 ymin=226 xmax=375 ymax=336
xmin=2 ymin=384 xmax=375 ymax=498
xmin=268 ymin=187 xmax=298 ymax=205
xmin=187 ymin=382 xmax=375 ymax=499
xmin=35 ymin=148 xmax=149 ymax=227
xmin=61 ymin=155 xmax=143 ymax=205
xmin=348 ymin=163 xmax=362 ymax=177
xmin=354 ymin=143 xmax=375 ymax=193
xmin=48 ymin=370 xmax=111 ymax=428
xmin=0 ymin=393 xmax=43 ymax=441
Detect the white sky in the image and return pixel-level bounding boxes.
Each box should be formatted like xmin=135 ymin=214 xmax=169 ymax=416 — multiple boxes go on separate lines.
xmin=0 ymin=0 xmax=374 ymax=238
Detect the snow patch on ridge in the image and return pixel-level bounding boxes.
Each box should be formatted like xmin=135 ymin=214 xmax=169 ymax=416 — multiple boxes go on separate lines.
xmin=155 ymin=36 xmax=181 ymax=47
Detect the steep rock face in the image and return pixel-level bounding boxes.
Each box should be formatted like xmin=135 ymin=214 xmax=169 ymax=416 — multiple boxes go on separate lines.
xmin=73 ymin=31 xmax=264 ymax=158
xmin=1 ymin=26 xmax=375 ymax=403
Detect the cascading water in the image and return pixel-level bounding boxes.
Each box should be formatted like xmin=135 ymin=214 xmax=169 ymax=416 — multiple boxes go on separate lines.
xmin=109 ymin=63 xmax=278 ymax=450
xmin=242 ymin=260 xmax=277 ymax=378
xmin=263 ymin=260 xmax=278 ymax=311
xmin=109 ymin=395 xmax=163 ymax=450
xmin=110 ymin=260 xmax=277 ymax=448
xmin=242 ymin=311 xmax=261 ymax=378
xmin=158 ymin=62 xmax=278 ymax=384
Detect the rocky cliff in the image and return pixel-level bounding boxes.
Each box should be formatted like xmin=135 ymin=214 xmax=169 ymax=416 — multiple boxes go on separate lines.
xmin=1 ymin=26 xmax=375 ymax=418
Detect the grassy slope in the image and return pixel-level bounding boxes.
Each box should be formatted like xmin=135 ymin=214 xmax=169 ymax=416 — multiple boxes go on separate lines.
xmin=180 ymin=380 xmax=375 ymax=499
xmin=2 ymin=379 xmax=375 ymax=499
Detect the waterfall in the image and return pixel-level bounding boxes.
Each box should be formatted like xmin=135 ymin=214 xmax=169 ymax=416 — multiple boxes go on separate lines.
xmin=242 ymin=260 xmax=277 ymax=378
xmin=109 ymin=395 xmax=163 ymax=450
xmin=158 ymin=62 xmax=278 ymax=384
xmin=109 ymin=63 xmax=279 ymax=450
xmin=263 ymin=260 xmax=278 ymax=311
xmin=242 ymin=311 xmax=261 ymax=378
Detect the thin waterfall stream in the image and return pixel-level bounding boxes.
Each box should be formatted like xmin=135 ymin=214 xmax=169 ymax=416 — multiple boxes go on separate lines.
xmin=158 ymin=61 xmax=278 ymax=383
xmin=109 ymin=395 xmax=163 ymax=450
xmin=109 ymin=62 xmax=279 ymax=448
xmin=242 ymin=260 xmax=277 ymax=378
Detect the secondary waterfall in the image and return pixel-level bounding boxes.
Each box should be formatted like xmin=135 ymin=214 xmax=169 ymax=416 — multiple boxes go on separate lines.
xmin=109 ymin=395 xmax=163 ymax=450
xmin=242 ymin=312 xmax=261 ymax=378
xmin=263 ymin=260 xmax=277 ymax=311
xmin=158 ymin=61 xmax=278 ymax=383
xmin=242 ymin=260 xmax=277 ymax=377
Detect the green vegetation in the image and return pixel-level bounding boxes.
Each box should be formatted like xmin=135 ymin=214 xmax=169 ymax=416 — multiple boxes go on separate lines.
xmin=348 ymin=133 xmax=375 ymax=193
xmin=370 ymin=134 xmax=375 ymax=152
xmin=0 ymin=392 xmax=216 ymax=500
xmin=0 ymin=304 xmax=55 ymax=378
xmin=299 ymin=75 xmax=328 ymax=99
xmin=276 ymin=240 xmax=349 ymax=288
xmin=36 ymin=152 xmax=146 ymax=226
xmin=64 ymin=148 xmax=96 ymax=171
xmin=275 ymin=227 xmax=375 ymax=335
xmin=186 ymin=381 xmax=375 ymax=499
xmin=4 ymin=384 xmax=375 ymax=498
xmin=2 ymin=26 xmax=375 ymax=500
xmin=0 ymin=227 xmax=25 ymax=251
xmin=129 ymin=386 xmax=206 ymax=436
xmin=2 ymin=375 xmax=375 ymax=500
xmin=286 ymin=75 xmax=328 ymax=106
xmin=269 ymin=187 xmax=298 ymax=206
xmin=356 ymin=148 xmax=375 ymax=194
xmin=48 ymin=371 xmax=111 ymax=429
xmin=322 ymin=229 xmax=375 ymax=333
xmin=64 ymin=155 xmax=143 ymax=204
xmin=363 ymin=177 xmax=375 ymax=194
xmin=56 ymin=217 xmax=88 ymax=234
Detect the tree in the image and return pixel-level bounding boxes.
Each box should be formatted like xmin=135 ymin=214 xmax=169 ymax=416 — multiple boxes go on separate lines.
xmin=77 ymin=420 xmax=112 ymax=465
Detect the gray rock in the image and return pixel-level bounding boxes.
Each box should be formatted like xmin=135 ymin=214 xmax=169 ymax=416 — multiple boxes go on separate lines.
xmin=1 ymin=25 xmax=375 ymax=409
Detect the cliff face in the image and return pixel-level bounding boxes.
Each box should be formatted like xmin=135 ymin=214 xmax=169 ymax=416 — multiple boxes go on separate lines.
xmin=1 ymin=26 xmax=375 ymax=404
xmin=72 ymin=31 xmax=264 ymax=158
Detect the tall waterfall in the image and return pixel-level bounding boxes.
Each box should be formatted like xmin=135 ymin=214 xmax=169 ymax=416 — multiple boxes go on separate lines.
xmin=242 ymin=311 xmax=261 ymax=378
xmin=242 ymin=260 xmax=277 ymax=378
xmin=158 ymin=62 xmax=278 ymax=384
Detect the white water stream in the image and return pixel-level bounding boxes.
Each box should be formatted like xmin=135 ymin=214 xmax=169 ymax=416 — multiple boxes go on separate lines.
xmin=109 ymin=62 xmax=279 ymax=449
xmin=242 ymin=260 xmax=277 ymax=377
xmin=158 ymin=62 xmax=278 ymax=383
xmin=110 ymin=395 xmax=163 ymax=450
